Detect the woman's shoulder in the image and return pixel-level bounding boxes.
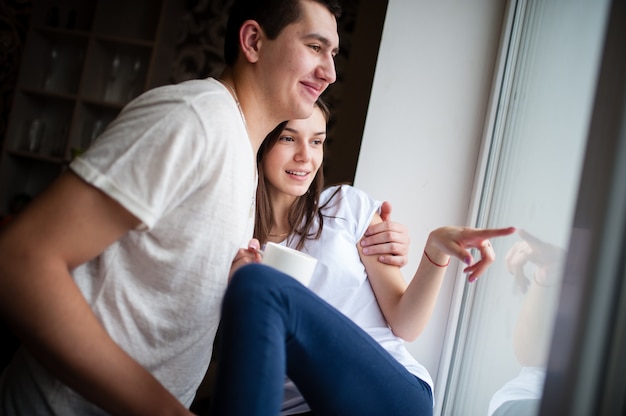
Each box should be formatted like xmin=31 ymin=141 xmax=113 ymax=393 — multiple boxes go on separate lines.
xmin=320 ymin=184 xmax=378 ymax=216
xmin=321 ymin=184 xmax=371 ymax=201
xmin=319 ymin=184 xmax=380 ymax=237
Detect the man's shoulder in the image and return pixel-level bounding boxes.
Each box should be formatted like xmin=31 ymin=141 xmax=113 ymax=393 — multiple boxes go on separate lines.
xmin=120 ymin=77 xmax=233 ymax=125
xmin=138 ymin=77 xmax=221 ymax=102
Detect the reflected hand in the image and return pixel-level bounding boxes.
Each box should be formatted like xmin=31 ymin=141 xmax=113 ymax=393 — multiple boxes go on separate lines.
xmin=361 ymin=201 xmax=410 ymax=267
xmin=428 ymin=226 xmax=517 ymax=282
xmin=505 ymin=229 xmax=564 ymax=292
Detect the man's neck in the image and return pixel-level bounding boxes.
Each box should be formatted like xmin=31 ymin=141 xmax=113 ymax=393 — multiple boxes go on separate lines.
xmin=219 ymin=70 xmax=282 ymax=154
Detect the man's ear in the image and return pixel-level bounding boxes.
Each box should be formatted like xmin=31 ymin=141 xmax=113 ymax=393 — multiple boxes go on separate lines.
xmin=239 ymin=20 xmax=262 ymax=63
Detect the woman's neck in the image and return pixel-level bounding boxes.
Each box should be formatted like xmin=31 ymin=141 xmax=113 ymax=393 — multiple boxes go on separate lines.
xmin=268 ymin=193 xmax=297 ymax=242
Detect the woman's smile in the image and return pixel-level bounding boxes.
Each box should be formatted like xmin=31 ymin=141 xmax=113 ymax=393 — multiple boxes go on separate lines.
xmin=285 ymin=169 xmax=311 ymax=181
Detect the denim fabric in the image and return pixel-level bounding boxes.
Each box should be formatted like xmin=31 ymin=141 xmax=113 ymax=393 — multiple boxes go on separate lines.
xmin=210 ymin=264 xmax=432 ymax=416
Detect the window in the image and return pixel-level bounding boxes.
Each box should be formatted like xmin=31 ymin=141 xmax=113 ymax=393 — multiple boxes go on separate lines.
xmin=441 ymin=1 xmax=611 ymax=414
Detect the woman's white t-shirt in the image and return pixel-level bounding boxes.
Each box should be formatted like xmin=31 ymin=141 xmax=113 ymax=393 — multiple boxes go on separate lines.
xmin=281 ymin=185 xmax=434 ymax=415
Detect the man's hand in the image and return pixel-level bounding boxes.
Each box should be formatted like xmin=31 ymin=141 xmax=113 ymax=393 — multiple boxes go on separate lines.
xmin=360 ymin=201 xmax=410 ymax=267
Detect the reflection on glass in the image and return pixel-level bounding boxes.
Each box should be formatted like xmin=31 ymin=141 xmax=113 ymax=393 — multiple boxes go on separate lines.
xmin=488 ymin=230 xmax=564 ymax=416
xmin=443 ymin=1 xmax=611 ymax=415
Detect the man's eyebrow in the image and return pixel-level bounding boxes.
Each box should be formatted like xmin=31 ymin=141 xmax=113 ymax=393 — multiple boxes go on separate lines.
xmin=304 ymin=33 xmax=340 ymax=55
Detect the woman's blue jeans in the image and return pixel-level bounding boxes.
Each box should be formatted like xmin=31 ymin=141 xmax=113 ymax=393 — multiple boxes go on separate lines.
xmin=210 ymin=263 xmax=433 ymax=416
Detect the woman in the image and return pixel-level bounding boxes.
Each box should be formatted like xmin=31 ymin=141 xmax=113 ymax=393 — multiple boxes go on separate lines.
xmin=210 ymin=99 xmax=516 ymax=416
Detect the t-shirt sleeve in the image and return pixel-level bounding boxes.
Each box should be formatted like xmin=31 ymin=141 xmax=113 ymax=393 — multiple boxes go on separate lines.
xmin=70 ymin=94 xmax=210 ymax=230
xmin=326 ymin=185 xmax=382 ymax=241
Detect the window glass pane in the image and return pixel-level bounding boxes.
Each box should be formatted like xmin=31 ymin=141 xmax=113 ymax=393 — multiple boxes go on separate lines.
xmin=444 ymin=1 xmax=610 ymax=415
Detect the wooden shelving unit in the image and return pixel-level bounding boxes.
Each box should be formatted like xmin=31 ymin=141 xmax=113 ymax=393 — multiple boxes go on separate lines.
xmin=0 ymin=0 xmax=183 ymax=213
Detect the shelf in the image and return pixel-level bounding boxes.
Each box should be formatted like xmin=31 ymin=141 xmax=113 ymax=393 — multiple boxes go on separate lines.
xmin=79 ymin=98 xmax=125 ymax=111
xmin=20 ymin=28 xmax=88 ymax=95
xmin=94 ymin=34 xmax=155 ymax=48
xmin=34 ymin=24 xmax=90 ymax=39
xmin=71 ymin=103 xmax=121 ymax=154
xmin=7 ymin=149 xmax=65 ymax=165
xmin=32 ymin=0 xmax=97 ymax=32
xmin=21 ymin=88 xmax=77 ymax=102
xmin=93 ymin=0 xmax=163 ymax=41
xmin=7 ymin=92 xmax=73 ymax=158
xmin=82 ymin=38 xmax=152 ymax=104
xmin=0 ymin=156 xmax=65 ymax=207
xmin=0 ymin=0 xmax=184 ymax=214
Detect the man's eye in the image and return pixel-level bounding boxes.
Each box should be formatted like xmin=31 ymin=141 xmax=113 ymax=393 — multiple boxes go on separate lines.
xmin=309 ymin=44 xmax=321 ymax=52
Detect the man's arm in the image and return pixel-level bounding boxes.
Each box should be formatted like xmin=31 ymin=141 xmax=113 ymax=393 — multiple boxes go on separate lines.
xmin=360 ymin=201 xmax=410 ymax=267
xmin=0 ymin=171 xmax=192 ymax=415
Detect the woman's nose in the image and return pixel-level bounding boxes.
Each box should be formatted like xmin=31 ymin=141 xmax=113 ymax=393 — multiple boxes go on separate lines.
xmin=295 ymin=144 xmax=311 ymax=161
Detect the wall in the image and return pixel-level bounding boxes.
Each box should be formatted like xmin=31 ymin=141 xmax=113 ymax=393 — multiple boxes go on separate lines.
xmin=323 ymin=0 xmax=387 ymax=186
xmin=354 ymin=0 xmax=507 ymax=393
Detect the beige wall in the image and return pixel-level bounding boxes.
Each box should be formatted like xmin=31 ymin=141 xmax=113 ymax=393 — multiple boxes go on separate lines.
xmin=354 ymin=0 xmax=507 ymax=405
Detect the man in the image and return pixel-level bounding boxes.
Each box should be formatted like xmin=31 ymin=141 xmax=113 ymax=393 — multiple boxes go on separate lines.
xmin=0 ymin=0 xmax=343 ymax=414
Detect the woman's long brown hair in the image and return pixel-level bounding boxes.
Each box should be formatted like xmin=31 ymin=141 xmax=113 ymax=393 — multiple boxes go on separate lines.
xmin=254 ymin=98 xmax=334 ymax=250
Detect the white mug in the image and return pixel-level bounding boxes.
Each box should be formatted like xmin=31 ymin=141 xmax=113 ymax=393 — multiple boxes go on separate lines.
xmin=261 ymin=242 xmax=317 ymax=287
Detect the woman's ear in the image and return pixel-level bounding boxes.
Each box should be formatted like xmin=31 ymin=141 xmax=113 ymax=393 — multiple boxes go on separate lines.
xmin=239 ymin=20 xmax=262 ymax=63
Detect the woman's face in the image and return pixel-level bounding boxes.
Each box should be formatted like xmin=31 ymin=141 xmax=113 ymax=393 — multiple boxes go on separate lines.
xmin=263 ymin=106 xmax=326 ymax=200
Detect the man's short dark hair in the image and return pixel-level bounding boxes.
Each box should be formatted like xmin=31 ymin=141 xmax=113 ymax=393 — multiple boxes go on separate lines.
xmin=224 ymin=0 xmax=342 ymax=66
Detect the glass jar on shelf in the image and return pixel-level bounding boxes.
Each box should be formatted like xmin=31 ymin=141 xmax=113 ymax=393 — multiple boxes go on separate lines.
xmin=20 ymin=119 xmax=45 ymax=154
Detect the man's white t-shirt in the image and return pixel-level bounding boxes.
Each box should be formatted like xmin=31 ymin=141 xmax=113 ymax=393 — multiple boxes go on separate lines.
xmin=1 ymin=78 xmax=256 ymax=414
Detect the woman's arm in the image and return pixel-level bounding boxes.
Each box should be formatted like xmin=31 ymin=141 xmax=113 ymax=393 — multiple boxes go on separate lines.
xmin=359 ymin=215 xmax=515 ymax=341
xmin=358 ymin=213 xmax=444 ymax=342
xmin=506 ymin=230 xmax=564 ymax=366
xmin=229 ymin=239 xmax=263 ymax=280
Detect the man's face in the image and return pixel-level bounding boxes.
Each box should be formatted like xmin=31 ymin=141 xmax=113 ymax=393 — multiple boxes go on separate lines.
xmin=259 ymin=0 xmax=339 ymax=121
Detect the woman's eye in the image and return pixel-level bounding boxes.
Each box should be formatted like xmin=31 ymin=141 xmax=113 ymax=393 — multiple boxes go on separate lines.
xmin=279 ymin=136 xmax=294 ymax=142
xmin=312 ymin=139 xmax=324 ymax=146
